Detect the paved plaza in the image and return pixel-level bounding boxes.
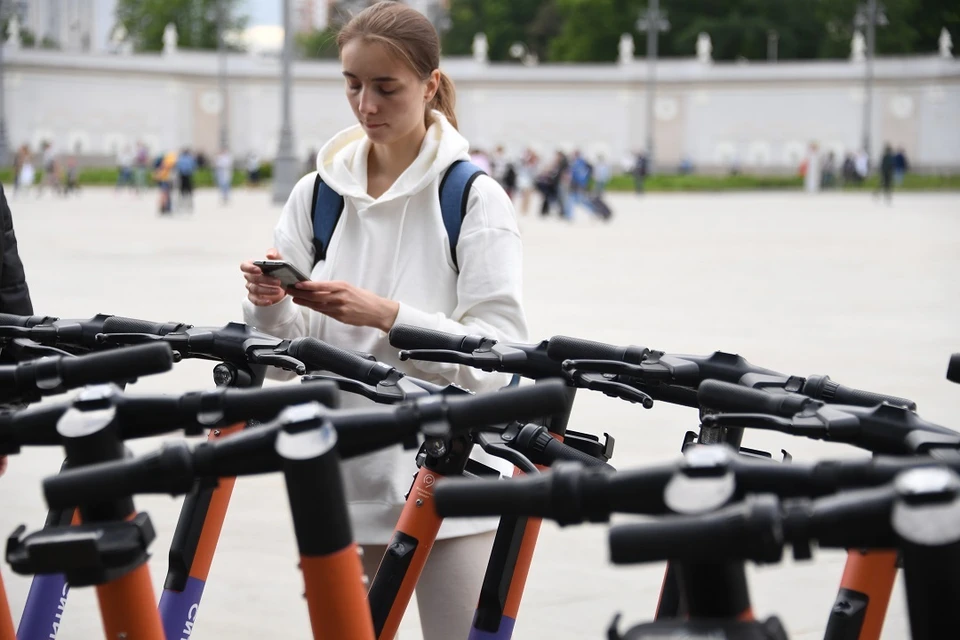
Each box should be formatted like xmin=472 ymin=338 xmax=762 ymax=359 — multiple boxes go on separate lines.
xmin=1 ymin=185 xmax=958 ymax=639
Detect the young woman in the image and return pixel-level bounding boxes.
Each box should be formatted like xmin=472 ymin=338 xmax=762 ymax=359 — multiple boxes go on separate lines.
xmin=239 ymin=2 xmax=527 ymax=637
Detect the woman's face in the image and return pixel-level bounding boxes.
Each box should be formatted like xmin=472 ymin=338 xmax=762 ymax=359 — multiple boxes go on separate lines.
xmin=341 ymin=39 xmax=439 ymax=145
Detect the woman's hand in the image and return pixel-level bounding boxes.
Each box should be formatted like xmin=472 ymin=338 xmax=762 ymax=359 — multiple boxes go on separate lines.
xmin=290 ymin=280 xmax=400 ymax=332
xmin=240 ymin=248 xmax=288 ymax=307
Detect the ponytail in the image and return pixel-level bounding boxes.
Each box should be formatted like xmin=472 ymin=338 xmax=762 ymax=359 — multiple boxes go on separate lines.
xmin=429 ymin=70 xmax=458 ymax=130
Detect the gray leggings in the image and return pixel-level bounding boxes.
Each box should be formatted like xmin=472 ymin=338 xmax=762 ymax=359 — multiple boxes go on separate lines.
xmin=362 ymin=530 xmax=497 ymax=640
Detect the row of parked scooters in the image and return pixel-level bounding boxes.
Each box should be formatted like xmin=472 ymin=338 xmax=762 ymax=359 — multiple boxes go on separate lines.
xmin=0 ymin=311 xmax=956 ymax=639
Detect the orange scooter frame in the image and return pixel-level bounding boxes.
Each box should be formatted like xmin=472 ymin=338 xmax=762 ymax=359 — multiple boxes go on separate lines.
xmin=368 ymin=464 xmax=448 ymax=639
xmin=300 ymin=545 xmax=375 ymax=639
xmin=0 ymin=570 xmax=16 ymax=640
xmin=467 ymin=465 xmax=546 ymax=639
xmin=159 ymin=421 xmax=244 ymax=640
xmin=823 ymin=549 xmax=899 ymax=640
xmin=277 ymin=420 xmax=375 ymax=639
xmin=96 ymin=561 xmax=165 ymax=640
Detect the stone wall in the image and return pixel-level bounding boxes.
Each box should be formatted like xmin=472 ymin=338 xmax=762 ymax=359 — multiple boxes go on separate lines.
xmin=5 ymin=46 xmax=958 ymax=171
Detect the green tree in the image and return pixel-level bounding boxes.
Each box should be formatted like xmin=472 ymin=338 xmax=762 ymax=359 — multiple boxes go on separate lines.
xmin=647 ymin=0 xmax=821 ymax=60
xmin=19 ymin=27 xmax=35 ymax=47
xmin=297 ymin=28 xmax=340 ymax=59
xmin=0 ymin=16 xmax=36 ymax=47
xmin=296 ymin=0 xmax=376 ymax=59
xmin=547 ymin=0 xmax=644 ymax=62
xmin=814 ymin=0 xmax=959 ymax=58
xmin=114 ymin=0 xmax=248 ymax=52
xmin=443 ymin=0 xmax=562 ymax=62
xmin=526 ymin=0 xmax=959 ymax=62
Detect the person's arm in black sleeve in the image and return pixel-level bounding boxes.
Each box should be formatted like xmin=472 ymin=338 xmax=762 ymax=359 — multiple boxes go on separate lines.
xmin=0 ymin=184 xmax=34 ymax=315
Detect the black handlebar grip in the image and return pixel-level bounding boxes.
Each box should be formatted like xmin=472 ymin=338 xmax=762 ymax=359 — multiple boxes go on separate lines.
xmin=0 ymin=313 xmax=56 ymax=328
xmin=832 ymin=385 xmax=917 ymax=412
xmin=43 ymin=442 xmax=195 ymax=509
xmin=220 ymin=381 xmax=340 ymax=421
xmin=287 ymin=338 xmax=392 ymax=385
xmin=101 ymin=315 xmax=187 ymax=336
xmin=539 ymin=437 xmax=615 ymax=471
xmin=697 ymin=380 xmax=816 ymax=416
xmin=388 ymin=324 xmax=487 ymax=352
xmin=59 ymin=342 xmax=174 ymax=388
xmin=434 ymin=475 xmax=553 ymax=518
xmin=946 ymin=354 xmax=960 ymax=385
xmin=802 ymin=486 xmax=897 ymax=549
xmin=608 ymin=495 xmax=784 ymax=565
xmin=446 ymin=380 xmax=568 ymax=431
xmin=546 ymin=335 xmax=647 ymax=364
xmin=802 ymin=375 xmax=916 ymax=411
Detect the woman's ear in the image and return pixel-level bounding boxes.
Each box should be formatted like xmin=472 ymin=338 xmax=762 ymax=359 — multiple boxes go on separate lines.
xmin=425 ymin=69 xmax=441 ymax=102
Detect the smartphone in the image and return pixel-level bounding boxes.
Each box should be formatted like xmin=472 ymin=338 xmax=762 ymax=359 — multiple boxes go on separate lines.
xmin=253 ymin=260 xmax=310 ymax=288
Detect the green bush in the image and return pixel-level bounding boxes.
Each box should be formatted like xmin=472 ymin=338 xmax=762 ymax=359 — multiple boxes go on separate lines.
xmin=604 ymin=173 xmax=960 ymax=192
xmin=606 ymin=174 xmax=805 ymax=191
xmin=0 ymin=167 xmax=251 ymax=188
xmin=2 ymin=167 xmax=957 ymax=192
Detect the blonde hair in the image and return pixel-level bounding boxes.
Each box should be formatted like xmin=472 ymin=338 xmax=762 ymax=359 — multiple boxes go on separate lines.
xmin=337 ymin=1 xmax=457 ymax=129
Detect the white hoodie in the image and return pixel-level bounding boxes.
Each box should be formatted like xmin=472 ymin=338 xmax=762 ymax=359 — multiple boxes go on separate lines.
xmin=242 ymin=112 xmax=528 ymax=543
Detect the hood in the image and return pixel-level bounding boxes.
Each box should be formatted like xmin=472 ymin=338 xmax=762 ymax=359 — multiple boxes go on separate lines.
xmin=316 ymin=110 xmax=470 ymax=206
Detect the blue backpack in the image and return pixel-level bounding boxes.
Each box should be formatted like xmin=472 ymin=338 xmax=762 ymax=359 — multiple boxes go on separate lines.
xmin=310 ymin=160 xmax=484 ymax=271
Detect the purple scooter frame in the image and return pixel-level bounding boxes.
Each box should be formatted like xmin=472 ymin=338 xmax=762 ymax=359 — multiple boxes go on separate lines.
xmin=16 ymin=577 xmax=68 ymax=640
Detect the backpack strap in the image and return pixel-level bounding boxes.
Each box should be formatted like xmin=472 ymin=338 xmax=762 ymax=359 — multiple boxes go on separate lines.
xmin=438 ymin=160 xmax=485 ymax=272
xmin=311 ymin=162 xmax=484 ymax=270
xmin=311 ymin=173 xmax=345 ymax=266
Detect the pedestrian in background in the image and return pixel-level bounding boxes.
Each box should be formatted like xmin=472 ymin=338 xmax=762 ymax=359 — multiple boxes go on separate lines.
xmin=875 ymin=144 xmax=895 ymax=204
xmin=515 ymin=148 xmax=538 ymax=215
xmin=854 ymin=148 xmax=869 ymax=184
xmin=134 ymin=141 xmax=150 ymax=194
xmin=62 ymin=156 xmax=80 ymax=196
xmin=176 ymin=148 xmax=197 ymax=212
xmin=593 ymin=154 xmax=611 ymax=197
xmin=821 ymin=152 xmax=837 ymax=189
xmin=216 ymin=147 xmax=234 ymax=205
xmin=13 ymin=145 xmax=34 ymax=197
xmin=154 ymin=150 xmax=178 ymax=215
xmin=246 ymin=152 xmax=262 ymax=187
xmin=632 ymin=150 xmax=648 ymax=194
xmin=116 ymin=145 xmax=135 ymax=192
xmin=802 ymin=142 xmax=822 ymax=194
xmin=893 ymin=147 xmax=909 ymax=187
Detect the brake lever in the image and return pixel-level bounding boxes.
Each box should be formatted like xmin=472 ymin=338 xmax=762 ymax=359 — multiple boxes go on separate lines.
xmin=475 ymin=431 xmax=539 ymax=474
xmin=96 ymin=332 xmax=165 ymax=346
xmin=300 ymin=373 xmax=404 ymax=404
xmin=0 ymin=326 xmax=33 ymax=339
xmin=4 ymin=339 xmax=74 ymax=360
xmin=701 ymin=412 xmax=810 ymax=435
xmin=399 ymin=349 xmax=488 ymax=368
xmin=401 ymin=376 xmax=472 ymax=397
xmin=571 ymin=372 xmax=654 ymax=408
xmin=562 ymin=359 xmax=673 ymax=382
xmin=249 ymin=350 xmax=306 ymax=376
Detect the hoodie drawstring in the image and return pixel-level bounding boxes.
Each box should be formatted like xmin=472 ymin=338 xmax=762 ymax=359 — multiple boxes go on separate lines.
xmin=386 ymin=198 xmax=413 ymax=300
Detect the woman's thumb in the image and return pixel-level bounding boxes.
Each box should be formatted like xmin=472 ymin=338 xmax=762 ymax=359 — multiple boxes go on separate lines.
xmin=266 ymin=248 xmax=282 ymax=259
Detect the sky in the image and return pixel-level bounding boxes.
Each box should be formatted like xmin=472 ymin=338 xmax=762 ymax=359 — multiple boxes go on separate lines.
xmin=243 ymin=0 xmax=282 ymax=27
